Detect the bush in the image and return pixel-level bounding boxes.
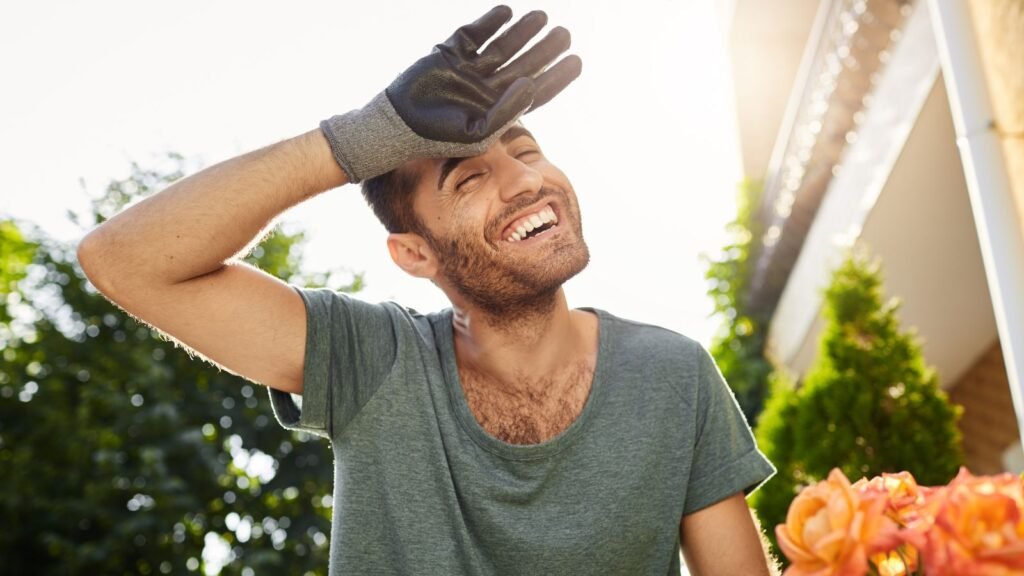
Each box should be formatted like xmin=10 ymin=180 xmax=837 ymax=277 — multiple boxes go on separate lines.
xmin=703 ymin=180 xmax=773 ymax=425
xmin=750 ymin=248 xmax=964 ymax=560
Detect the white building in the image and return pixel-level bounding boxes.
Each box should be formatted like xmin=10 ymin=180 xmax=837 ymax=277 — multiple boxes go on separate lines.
xmin=724 ymin=0 xmax=1024 ymax=474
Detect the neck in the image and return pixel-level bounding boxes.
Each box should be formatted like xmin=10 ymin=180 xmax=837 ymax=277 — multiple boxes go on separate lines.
xmin=451 ymin=289 xmax=591 ymax=389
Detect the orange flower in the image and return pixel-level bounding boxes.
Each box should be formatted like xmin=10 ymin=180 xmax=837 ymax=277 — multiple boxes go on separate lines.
xmin=777 ymin=468 xmax=902 ymax=575
xmin=854 ymin=471 xmax=930 ymax=527
xmin=854 ymin=471 xmax=928 ymax=573
xmin=868 ymin=547 xmax=919 ymax=576
xmin=919 ymin=467 xmax=1024 ymax=576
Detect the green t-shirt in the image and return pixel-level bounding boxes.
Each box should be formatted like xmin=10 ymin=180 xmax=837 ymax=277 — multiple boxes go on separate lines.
xmin=270 ymin=287 xmax=775 ymax=575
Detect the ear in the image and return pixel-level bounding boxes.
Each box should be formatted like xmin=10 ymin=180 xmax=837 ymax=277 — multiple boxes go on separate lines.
xmin=387 ymin=233 xmax=439 ymax=279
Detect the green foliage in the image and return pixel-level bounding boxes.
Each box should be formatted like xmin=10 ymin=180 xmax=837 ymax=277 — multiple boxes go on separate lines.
xmin=0 ymin=220 xmax=39 ymax=327
xmin=703 ymin=179 xmax=773 ymax=425
xmin=749 ymin=248 xmax=964 ymax=560
xmin=0 ymin=154 xmax=361 ymax=575
xmin=746 ymin=371 xmax=800 ymax=554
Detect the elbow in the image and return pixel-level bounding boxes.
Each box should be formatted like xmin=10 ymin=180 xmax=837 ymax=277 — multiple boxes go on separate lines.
xmin=76 ymin=232 xmax=112 ymax=292
xmin=76 ymin=233 xmax=97 ymax=278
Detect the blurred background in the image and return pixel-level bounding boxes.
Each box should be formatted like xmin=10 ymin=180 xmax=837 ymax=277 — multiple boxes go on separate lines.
xmin=724 ymin=0 xmax=1024 ymax=567
xmin=1 ymin=0 xmax=1022 ymax=574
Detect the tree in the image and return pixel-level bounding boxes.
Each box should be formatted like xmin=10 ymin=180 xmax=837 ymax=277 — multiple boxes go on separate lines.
xmin=0 ymin=154 xmax=361 ymax=575
xmin=749 ymin=247 xmax=964 ymax=561
xmin=702 ymin=179 xmax=773 ymax=425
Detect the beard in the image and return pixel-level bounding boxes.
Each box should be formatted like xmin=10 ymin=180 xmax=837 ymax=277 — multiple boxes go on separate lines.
xmin=421 ymin=185 xmax=590 ymax=320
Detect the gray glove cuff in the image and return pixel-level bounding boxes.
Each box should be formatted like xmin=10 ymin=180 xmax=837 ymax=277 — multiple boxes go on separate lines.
xmin=319 ymin=92 xmax=518 ymax=184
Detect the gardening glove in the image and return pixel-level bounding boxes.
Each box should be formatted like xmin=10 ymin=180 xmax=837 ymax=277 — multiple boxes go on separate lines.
xmin=319 ymin=5 xmax=582 ymax=183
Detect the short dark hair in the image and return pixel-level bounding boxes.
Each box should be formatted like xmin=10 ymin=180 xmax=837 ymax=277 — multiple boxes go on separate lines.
xmin=359 ymin=165 xmax=424 ymax=234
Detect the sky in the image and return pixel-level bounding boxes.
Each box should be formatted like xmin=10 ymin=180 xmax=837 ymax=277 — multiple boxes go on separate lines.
xmin=0 ymin=0 xmax=742 ymax=350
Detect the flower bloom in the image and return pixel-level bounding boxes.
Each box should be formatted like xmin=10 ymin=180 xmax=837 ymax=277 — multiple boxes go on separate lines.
xmin=854 ymin=471 xmax=930 ymax=527
xmin=919 ymin=467 xmax=1024 ymax=576
xmin=868 ymin=549 xmax=917 ymax=576
xmin=777 ymin=468 xmax=902 ymax=576
xmin=854 ymin=471 xmax=929 ymax=574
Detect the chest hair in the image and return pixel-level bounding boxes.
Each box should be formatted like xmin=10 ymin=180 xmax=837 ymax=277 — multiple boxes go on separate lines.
xmin=460 ymin=361 xmax=595 ymax=445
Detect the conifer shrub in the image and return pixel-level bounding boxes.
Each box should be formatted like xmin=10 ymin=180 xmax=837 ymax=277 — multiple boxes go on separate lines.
xmin=750 ymin=248 xmax=964 ymax=558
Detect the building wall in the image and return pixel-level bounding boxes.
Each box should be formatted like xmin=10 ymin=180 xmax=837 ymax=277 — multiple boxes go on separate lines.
xmin=968 ymin=0 xmax=1024 ymax=242
xmin=947 ymin=338 xmax=1020 ymax=474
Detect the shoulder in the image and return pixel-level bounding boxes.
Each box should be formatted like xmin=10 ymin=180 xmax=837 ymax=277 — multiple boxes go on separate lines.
xmin=592 ymin=309 xmax=709 ymax=400
xmin=294 ymin=287 xmax=443 ymax=343
xmin=595 ymin=308 xmax=705 ymax=363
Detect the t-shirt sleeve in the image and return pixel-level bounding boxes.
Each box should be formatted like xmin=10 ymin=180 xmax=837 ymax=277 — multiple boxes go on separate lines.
xmin=682 ymin=343 xmax=776 ymax=516
xmin=268 ymin=286 xmax=397 ymax=440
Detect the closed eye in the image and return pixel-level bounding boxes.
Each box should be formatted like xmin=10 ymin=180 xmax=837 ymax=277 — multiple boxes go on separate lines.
xmin=456 ymin=172 xmax=484 ymax=192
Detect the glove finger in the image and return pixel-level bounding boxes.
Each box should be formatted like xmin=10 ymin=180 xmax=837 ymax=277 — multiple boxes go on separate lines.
xmin=492 ymin=26 xmax=571 ymax=88
xmin=527 ymin=55 xmax=582 ymax=111
xmin=471 ymin=77 xmax=535 ymax=140
xmin=476 ymin=10 xmax=547 ymax=75
xmin=443 ymin=5 xmax=513 ymax=53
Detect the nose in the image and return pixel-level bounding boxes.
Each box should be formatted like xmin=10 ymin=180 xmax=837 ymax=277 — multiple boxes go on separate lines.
xmin=494 ymin=148 xmax=543 ymax=203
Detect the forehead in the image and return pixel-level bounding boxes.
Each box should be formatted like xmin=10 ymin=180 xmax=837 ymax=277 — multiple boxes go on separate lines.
xmin=405 ymin=125 xmax=540 ymax=189
xmin=402 ymin=125 xmax=540 ymax=210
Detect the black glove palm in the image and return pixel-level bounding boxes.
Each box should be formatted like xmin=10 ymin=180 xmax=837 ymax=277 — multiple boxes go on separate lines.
xmin=388 ymin=6 xmax=581 ymax=143
xmin=320 ymin=5 xmax=582 ymax=183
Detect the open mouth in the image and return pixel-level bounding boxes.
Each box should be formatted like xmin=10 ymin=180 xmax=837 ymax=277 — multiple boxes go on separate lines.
xmin=502 ymin=204 xmax=560 ymax=244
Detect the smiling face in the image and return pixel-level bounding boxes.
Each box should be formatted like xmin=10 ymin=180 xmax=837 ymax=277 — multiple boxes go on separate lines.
xmin=397 ymin=126 xmax=590 ymax=317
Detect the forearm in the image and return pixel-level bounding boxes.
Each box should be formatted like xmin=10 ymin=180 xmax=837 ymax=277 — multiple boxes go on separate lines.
xmin=750 ymin=508 xmax=783 ymax=576
xmin=78 ymin=127 xmax=347 ymax=289
xmin=679 ymin=494 xmax=778 ymax=575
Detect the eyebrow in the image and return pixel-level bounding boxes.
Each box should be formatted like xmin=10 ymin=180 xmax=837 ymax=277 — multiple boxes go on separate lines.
xmin=435 ymin=126 xmax=538 ymax=191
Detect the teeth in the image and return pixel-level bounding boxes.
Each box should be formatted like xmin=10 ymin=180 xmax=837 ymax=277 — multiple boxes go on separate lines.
xmin=505 ymin=205 xmax=560 ymax=243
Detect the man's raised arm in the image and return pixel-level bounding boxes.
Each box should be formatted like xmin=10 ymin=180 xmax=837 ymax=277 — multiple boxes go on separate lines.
xmin=77 ymin=128 xmax=346 ymax=394
xmin=79 ymin=129 xmax=346 ymax=289
xmin=77 ymin=5 xmax=581 ymax=394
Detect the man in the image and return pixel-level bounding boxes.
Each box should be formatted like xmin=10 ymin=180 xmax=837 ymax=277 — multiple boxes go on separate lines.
xmin=78 ymin=6 xmax=778 ymax=574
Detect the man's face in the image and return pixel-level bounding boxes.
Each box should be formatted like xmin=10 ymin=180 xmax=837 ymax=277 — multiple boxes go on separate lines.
xmin=406 ymin=126 xmax=590 ymax=316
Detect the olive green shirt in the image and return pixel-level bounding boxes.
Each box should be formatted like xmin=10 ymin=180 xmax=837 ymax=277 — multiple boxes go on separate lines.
xmin=270 ymin=287 xmax=775 ymax=575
